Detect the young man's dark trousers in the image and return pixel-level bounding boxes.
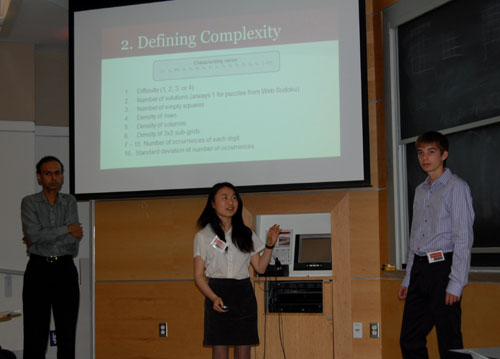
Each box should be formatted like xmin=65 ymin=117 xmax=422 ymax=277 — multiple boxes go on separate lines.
xmin=23 ymin=255 xmax=80 ymax=359
xmin=400 ymin=254 xmax=464 ymax=359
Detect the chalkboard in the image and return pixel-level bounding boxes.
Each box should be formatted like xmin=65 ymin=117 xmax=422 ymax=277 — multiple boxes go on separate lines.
xmin=398 ymin=0 xmax=500 ymax=138
xmin=398 ymin=0 xmax=500 ymax=267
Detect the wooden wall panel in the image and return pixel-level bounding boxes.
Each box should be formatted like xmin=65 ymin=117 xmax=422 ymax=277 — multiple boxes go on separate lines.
xmin=378 ymin=189 xmax=389 ymax=268
xmin=369 ymin=99 xmax=387 ymax=189
xmin=366 ymin=13 xmax=385 ymax=102
xmin=244 ymin=191 xmax=354 ymax=358
xmin=349 ymin=191 xmax=383 ymax=278
xmin=462 ymin=283 xmax=500 ymax=348
xmin=95 ymin=197 xmax=205 ymax=281
xmin=352 ymin=280 xmax=382 ymax=359
xmin=332 ymin=195 xmax=353 ymax=359
xmin=241 ymin=191 xmax=344 ymax=214
xmin=254 ymin=280 xmax=334 ymax=359
xmin=366 ymin=4 xmax=386 ymax=189
xmin=95 ymin=281 xmax=210 ymax=359
xmin=370 ymin=0 xmax=399 ymax=14
xmin=94 ymin=188 xmax=388 ymax=358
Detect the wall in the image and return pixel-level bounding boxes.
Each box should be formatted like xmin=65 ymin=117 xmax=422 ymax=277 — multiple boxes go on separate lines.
xmin=94 ymin=189 xmax=388 ymax=359
xmin=0 ymin=43 xmax=35 ymax=123
xmin=0 ymin=121 xmax=34 ymax=353
xmin=0 ymin=44 xmax=69 ymax=127
xmin=0 ymin=43 xmax=38 ymax=352
xmin=35 ymin=49 xmax=69 ymax=126
xmin=94 ymin=197 xmax=211 ymax=358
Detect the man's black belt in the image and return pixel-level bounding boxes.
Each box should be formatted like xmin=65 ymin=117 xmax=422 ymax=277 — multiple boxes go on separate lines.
xmin=414 ymin=252 xmax=453 ymax=263
xmin=29 ymin=254 xmax=73 ymax=263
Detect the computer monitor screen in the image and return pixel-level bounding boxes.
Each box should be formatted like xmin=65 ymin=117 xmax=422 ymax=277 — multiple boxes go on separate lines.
xmin=292 ymin=233 xmax=332 ymax=276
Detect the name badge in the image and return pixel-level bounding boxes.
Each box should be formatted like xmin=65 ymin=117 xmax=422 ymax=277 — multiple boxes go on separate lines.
xmin=426 ymin=250 xmax=445 ymax=263
xmin=211 ymin=236 xmax=227 ymax=254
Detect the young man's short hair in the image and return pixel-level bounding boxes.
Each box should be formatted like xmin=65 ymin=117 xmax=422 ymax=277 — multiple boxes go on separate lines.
xmin=415 ymin=131 xmax=449 ymax=154
xmin=36 ymin=156 xmax=64 ymax=174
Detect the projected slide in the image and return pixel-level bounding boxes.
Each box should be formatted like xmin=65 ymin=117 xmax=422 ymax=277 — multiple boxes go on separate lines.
xmin=100 ymin=41 xmax=339 ymax=169
xmin=72 ymin=0 xmax=367 ymax=196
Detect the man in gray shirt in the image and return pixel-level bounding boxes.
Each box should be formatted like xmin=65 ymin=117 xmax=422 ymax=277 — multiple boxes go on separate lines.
xmin=21 ymin=156 xmax=83 ymax=359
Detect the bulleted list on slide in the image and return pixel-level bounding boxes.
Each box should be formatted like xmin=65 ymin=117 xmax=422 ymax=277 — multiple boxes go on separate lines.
xmin=100 ymin=42 xmax=340 ymax=170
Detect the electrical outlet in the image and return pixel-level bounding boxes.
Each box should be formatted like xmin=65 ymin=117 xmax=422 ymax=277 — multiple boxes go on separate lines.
xmin=370 ymin=322 xmax=380 ymax=338
xmin=353 ymin=322 xmax=362 ymax=338
xmin=159 ymin=322 xmax=168 ymax=337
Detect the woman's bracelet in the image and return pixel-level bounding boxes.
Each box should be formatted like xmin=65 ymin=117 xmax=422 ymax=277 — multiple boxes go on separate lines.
xmin=265 ymin=243 xmax=275 ymax=249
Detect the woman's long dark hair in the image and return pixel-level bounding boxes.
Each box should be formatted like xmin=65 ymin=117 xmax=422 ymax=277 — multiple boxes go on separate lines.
xmin=197 ymin=182 xmax=254 ymax=253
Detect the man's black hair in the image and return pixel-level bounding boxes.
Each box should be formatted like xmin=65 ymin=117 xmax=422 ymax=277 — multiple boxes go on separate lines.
xmin=36 ymin=156 xmax=64 ymax=174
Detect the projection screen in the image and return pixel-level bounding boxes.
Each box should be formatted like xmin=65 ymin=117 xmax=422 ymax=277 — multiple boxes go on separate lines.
xmin=70 ymin=0 xmax=369 ymax=199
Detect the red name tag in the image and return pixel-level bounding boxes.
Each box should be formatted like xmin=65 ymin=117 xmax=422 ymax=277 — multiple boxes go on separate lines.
xmin=211 ymin=236 xmax=227 ymax=253
xmin=426 ymin=250 xmax=445 ymax=263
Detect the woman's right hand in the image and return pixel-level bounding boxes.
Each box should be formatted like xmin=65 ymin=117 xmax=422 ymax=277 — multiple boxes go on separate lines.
xmin=213 ymin=296 xmax=228 ymax=312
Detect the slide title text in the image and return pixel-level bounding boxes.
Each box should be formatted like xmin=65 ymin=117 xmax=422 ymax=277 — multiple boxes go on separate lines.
xmin=120 ymin=25 xmax=282 ymax=52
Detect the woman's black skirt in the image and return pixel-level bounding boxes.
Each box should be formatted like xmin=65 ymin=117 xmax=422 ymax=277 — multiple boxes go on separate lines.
xmin=204 ymin=278 xmax=259 ymax=346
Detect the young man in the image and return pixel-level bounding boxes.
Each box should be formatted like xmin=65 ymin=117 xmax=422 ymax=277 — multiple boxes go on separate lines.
xmin=21 ymin=156 xmax=83 ymax=359
xmin=398 ymin=131 xmax=474 ymax=359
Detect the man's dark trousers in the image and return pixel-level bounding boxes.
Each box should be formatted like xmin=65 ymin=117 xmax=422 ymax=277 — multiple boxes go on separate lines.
xmin=23 ymin=255 xmax=79 ymax=359
xmin=400 ymin=255 xmax=464 ymax=359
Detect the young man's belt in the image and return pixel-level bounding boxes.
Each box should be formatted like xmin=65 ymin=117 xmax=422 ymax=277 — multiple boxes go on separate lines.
xmin=414 ymin=252 xmax=453 ymax=263
xmin=29 ymin=254 xmax=72 ymax=263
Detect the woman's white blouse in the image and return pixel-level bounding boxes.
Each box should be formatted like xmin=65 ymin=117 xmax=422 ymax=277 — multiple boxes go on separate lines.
xmin=194 ymin=224 xmax=264 ymax=279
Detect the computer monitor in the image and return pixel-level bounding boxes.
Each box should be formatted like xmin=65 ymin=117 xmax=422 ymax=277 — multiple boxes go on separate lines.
xmin=290 ymin=233 xmax=332 ymax=277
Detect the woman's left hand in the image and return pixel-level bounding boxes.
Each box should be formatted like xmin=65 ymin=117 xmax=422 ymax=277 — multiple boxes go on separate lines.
xmin=266 ymin=224 xmax=281 ymax=248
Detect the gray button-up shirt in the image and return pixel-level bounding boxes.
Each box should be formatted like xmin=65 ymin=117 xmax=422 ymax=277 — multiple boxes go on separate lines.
xmin=21 ymin=191 xmax=80 ymax=257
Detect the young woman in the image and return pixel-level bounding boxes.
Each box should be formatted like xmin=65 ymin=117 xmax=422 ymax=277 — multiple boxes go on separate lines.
xmin=193 ymin=182 xmax=280 ymax=359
